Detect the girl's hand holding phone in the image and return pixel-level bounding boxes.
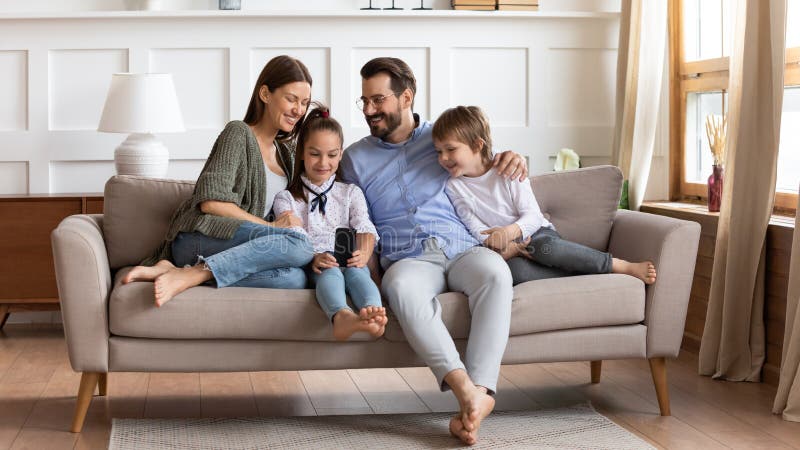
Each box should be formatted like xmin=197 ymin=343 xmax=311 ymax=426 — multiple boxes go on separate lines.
xmin=347 ymin=250 xmax=369 ymax=268
xmin=312 ymin=253 xmax=338 ymax=274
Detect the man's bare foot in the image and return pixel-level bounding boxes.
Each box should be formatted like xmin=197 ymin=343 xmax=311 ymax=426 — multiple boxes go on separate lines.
xmin=449 ymin=416 xmax=476 ymax=446
xmin=332 ymin=309 xmax=386 ymax=340
xmin=612 ymin=258 xmax=657 ymax=285
xmin=445 ymin=370 xmax=496 ymax=445
xmin=153 ymin=265 xmax=212 ymax=307
xmin=123 ymin=260 xmax=175 ymax=284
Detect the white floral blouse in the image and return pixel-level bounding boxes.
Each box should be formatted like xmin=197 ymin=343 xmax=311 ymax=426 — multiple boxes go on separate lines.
xmin=272 ymin=174 xmax=379 ymax=254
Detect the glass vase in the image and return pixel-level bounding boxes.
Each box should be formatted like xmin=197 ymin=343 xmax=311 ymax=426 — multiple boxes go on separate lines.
xmin=707 ymin=164 xmax=724 ymax=212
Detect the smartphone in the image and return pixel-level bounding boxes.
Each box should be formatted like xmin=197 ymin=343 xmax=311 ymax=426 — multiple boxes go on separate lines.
xmin=333 ymin=228 xmax=356 ymax=267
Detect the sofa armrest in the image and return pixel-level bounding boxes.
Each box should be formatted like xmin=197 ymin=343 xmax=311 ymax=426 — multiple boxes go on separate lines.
xmin=608 ymin=209 xmax=701 ymax=358
xmin=51 ymin=214 xmax=111 ymax=372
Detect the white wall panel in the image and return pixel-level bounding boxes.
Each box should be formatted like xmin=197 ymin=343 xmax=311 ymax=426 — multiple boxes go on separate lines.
xmin=49 ymin=160 xmax=114 ymax=192
xmin=250 ymin=48 xmax=330 ymax=109
xmin=0 ymin=162 xmax=29 ymax=194
xmin=0 ymin=51 xmax=27 ymax=132
xmin=0 ymin=12 xmax=628 ymax=195
xmin=546 ymin=48 xmax=617 ymax=127
xmin=150 ymin=48 xmax=229 ymax=130
xmin=350 ymin=48 xmax=429 ymax=127
xmin=449 ymin=48 xmax=528 ymax=127
xmin=49 ymin=49 xmax=128 ymax=131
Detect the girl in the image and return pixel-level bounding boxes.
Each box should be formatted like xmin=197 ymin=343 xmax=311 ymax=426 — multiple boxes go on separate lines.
xmin=432 ymin=105 xmax=657 ymax=286
xmin=273 ymin=105 xmax=387 ymax=340
xmin=123 ymin=55 xmax=315 ymax=306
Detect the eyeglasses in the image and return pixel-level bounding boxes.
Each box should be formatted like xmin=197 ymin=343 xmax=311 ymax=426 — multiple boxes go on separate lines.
xmin=356 ymin=93 xmax=396 ymax=110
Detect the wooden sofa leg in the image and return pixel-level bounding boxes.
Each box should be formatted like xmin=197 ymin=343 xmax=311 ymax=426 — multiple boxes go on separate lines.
xmin=590 ymin=361 xmax=602 ymax=383
xmin=648 ymin=357 xmax=671 ymax=416
xmin=98 ymin=373 xmax=107 ymax=396
xmin=71 ymin=372 xmax=99 ymax=433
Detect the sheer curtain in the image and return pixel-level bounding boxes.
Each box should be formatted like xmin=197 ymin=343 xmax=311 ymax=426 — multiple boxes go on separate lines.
xmin=698 ymin=0 xmax=787 ymax=381
xmin=612 ymin=0 xmax=667 ymax=211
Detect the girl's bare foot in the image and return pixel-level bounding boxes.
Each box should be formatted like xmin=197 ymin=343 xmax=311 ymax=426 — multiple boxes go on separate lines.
xmin=122 ymin=260 xmax=175 ymax=284
xmin=333 ymin=309 xmax=385 ymax=340
xmin=612 ymin=258 xmax=657 ymax=285
xmin=359 ymin=306 xmax=387 ymax=323
xmin=153 ymin=265 xmax=213 ymax=307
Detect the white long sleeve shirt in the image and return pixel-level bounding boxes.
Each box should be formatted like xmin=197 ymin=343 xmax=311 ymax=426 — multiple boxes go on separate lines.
xmin=272 ymin=175 xmax=379 ymax=253
xmin=445 ymin=167 xmax=553 ymax=243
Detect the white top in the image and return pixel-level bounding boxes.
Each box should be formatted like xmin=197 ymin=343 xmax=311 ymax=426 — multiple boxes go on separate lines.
xmin=272 ymin=174 xmax=379 ymax=253
xmin=445 ymin=167 xmax=553 ymax=243
xmin=264 ymin=164 xmax=287 ymax=214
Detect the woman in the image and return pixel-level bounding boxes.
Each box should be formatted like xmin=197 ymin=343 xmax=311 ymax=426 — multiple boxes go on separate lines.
xmin=123 ymin=55 xmax=315 ymax=306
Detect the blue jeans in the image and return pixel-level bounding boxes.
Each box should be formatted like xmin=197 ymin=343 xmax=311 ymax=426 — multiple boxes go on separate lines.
xmin=507 ymin=228 xmax=612 ymax=286
xmin=311 ymin=263 xmax=382 ymax=321
xmin=171 ymin=221 xmax=314 ymax=289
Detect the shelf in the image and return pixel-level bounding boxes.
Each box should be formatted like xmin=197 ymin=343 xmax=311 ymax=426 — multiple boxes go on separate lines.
xmin=0 ymin=10 xmax=619 ymax=20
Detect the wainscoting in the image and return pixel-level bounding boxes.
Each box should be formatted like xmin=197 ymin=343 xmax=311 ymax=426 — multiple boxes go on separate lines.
xmin=0 ymin=9 xmax=636 ymax=195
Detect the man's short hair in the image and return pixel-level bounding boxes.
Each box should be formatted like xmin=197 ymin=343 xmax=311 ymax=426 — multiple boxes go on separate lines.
xmin=360 ymin=57 xmax=417 ymax=109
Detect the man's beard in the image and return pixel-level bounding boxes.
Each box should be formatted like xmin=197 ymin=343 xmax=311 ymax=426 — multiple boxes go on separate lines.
xmin=366 ymin=106 xmax=402 ymax=140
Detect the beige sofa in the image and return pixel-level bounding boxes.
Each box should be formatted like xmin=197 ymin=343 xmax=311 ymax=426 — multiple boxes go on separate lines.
xmin=52 ymin=165 xmax=700 ymax=433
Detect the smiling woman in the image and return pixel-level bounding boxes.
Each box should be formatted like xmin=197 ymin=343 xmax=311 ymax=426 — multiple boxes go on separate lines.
xmin=121 ymin=55 xmax=316 ymax=306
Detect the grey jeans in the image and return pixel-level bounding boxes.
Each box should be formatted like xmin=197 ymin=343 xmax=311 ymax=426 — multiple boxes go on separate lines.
xmin=380 ymin=239 xmax=513 ymax=394
xmin=507 ymin=228 xmax=612 ymax=286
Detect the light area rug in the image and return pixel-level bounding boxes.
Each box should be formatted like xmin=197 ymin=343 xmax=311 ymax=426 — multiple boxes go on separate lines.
xmin=109 ymin=403 xmax=654 ymax=449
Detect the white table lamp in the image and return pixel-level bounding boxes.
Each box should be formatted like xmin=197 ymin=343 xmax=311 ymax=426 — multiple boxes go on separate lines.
xmin=98 ymin=73 xmax=185 ymax=177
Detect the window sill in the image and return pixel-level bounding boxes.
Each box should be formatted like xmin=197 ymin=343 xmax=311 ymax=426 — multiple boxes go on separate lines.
xmin=641 ymin=201 xmax=795 ymax=230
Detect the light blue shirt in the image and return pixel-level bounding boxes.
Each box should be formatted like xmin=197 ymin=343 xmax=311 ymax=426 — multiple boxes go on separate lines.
xmin=340 ymin=116 xmax=479 ymax=262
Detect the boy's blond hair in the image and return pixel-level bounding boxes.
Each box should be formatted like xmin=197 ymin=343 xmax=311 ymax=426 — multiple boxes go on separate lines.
xmin=432 ymin=106 xmax=493 ymax=166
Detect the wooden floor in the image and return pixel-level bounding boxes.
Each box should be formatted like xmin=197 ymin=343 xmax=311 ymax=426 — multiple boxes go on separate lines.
xmin=1 ymin=325 xmax=799 ymax=449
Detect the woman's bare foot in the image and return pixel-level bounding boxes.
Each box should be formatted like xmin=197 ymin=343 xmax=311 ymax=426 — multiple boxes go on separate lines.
xmin=612 ymin=258 xmax=657 ymax=285
xmin=153 ymin=265 xmax=213 ymax=307
xmin=122 ymin=260 xmax=175 ymax=284
xmin=332 ymin=309 xmax=386 ymax=340
xmin=445 ymin=370 xmax=496 ymax=445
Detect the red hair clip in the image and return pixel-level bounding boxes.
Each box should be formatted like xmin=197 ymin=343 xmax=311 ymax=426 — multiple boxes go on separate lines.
xmin=321 ymin=110 xmax=329 ymax=118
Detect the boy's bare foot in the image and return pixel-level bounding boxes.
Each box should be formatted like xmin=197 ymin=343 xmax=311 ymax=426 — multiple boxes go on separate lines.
xmin=153 ymin=265 xmax=212 ymax=307
xmin=333 ymin=309 xmax=386 ymax=340
xmin=123 ymin=260 xmax=175 ymax=284
xmin=612 ymin=258 xmax=657 ymax=285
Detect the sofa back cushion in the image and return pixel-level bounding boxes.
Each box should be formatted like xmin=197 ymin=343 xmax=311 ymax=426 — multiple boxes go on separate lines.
xmin=531 ymin=165 xmax=622 ymax=251
xmin=104 ymin=176 xmax=194 ymax=269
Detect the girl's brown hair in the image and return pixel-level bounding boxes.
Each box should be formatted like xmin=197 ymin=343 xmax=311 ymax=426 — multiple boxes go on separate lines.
xmin=244 ymin=55 xmax=313 ymax=143
xmin=285 ymin=103 xmax=344 ymax=202
xmin=432 ymin=105 xmax=493 ymax=166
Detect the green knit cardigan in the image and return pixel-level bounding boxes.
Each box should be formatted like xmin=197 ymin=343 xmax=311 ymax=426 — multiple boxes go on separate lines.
xmin=142 ymin=120 xmax=296 ymax=266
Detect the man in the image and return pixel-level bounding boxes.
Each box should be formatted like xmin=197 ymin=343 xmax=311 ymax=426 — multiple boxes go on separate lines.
xmin=340 ymin=57 xmax=528 ymax=445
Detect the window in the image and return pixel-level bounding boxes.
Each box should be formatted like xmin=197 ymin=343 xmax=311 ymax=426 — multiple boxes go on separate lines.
xmin=671 ymin=0 xmax=800 ymax=211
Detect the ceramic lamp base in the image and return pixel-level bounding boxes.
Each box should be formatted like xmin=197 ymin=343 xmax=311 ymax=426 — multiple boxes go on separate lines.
xmin=114 ymin=133 xmax=169 ymax=178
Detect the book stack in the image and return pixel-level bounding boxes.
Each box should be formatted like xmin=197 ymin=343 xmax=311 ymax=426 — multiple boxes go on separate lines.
xmin=497 ymin=0 xmax=539 ymax=11
xmin=451 ymin=0 xmax=496 ymax=11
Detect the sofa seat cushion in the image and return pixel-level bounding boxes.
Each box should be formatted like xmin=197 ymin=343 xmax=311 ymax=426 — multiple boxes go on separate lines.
xmin=110 ymin=269 xmax=644 ymax=342
xmin=383 ymin=273 xmax=645 ymax=342
xmin=109 ymin=268 xmax=376 ymax=342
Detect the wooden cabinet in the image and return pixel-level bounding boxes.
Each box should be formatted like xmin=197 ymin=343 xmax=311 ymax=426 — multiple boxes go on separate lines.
xmin=0 ymin=194 xmax=103 ymax=328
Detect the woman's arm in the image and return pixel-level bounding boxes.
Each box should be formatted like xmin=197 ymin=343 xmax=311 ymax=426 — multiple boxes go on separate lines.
xmin=200 ymin=200 xmax=301 ymax=229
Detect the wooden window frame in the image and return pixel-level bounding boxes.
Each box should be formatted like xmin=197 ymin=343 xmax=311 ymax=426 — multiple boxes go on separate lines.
xmin=669 ymin=0 xmax=799 ymax=212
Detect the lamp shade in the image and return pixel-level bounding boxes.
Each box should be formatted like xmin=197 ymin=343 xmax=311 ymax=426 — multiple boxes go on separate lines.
xmin=98 ymin=73 xmax=185 ymax=133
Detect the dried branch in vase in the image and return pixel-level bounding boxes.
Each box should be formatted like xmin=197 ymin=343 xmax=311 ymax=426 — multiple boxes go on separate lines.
xmin=705 ymin=114 xmax=727 ymax=166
